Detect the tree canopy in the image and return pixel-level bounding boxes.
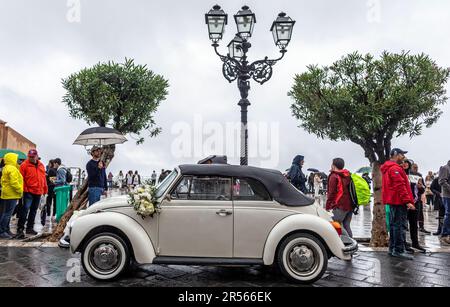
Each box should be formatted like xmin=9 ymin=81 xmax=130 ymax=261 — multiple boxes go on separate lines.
xmin=289 ymin=51 xmax=449 ymax=164
xmin=62 ymin=58 xmax=169 ymax=144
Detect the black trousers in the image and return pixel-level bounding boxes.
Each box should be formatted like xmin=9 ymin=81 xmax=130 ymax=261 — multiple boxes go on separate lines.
xmin=434 ymin=194 xmax=443 ymax=212
xmin=407 ymin=206 xmax=419 ymax=246
xmin=426 ymin=194 xmax=433 ymax=208
xmin=417 ymin=201 xmax=425 ymax=229
xmin=45 ymin=190 xmax=56 ymax=217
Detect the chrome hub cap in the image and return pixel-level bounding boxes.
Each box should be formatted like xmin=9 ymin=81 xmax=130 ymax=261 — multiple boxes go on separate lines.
xmin=91 ymin=243 xmax=119 ymax=272
xmin=288 ymin=245 xmax=317 ymax=274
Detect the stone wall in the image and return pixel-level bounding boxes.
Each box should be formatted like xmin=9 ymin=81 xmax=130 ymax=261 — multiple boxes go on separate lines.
xmin=0 ymin=120 xmax=36 ymax=153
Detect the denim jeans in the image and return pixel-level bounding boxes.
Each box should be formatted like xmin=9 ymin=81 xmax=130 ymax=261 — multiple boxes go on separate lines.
xmin=442 ymin=197 xmax=450 ymax=236
xmin=0 ymin=199 xmax=18 ymax=234
xmin=88 ymin=187 xmax=104 ymax=207
xmin=389 ymin=204 xmax=408 ymax=254
xmin=17 ymin=193 xmax=41 ymax=231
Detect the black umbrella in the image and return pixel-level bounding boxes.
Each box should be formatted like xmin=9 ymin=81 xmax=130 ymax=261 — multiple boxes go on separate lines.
xmin=198 ymin=155 xmax=228 ymax=165
xmin=307 ymin=168 xmax=320 ymax=173
xmin=316 ymin=172 xmax=328 ymax=179
xmin=73 ymin=127 xmax=127 ymax=146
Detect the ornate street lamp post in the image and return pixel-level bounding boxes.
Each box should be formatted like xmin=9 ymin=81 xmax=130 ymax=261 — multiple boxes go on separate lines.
xmin=205 ymin=5 xmax=295 ymax=166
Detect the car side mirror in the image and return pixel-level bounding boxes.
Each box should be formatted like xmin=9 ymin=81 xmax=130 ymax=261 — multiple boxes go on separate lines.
xmin=164 ymin=194 xmax=172 ymax=202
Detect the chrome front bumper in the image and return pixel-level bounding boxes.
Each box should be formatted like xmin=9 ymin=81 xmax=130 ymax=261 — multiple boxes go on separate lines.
xmin=341 ymin=235 xmax=359 ymax=255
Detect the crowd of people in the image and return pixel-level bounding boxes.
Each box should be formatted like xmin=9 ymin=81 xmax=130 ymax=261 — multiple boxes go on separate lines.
xmin=1 ymin=145 xmax=449 ymax=254
xmin=102 ymin=168 xmax=171 ymax=193
xmin=286 ymin=148 xmax=450 ymax=259
xmin=0 ymin=150 xmax=73 ymax=240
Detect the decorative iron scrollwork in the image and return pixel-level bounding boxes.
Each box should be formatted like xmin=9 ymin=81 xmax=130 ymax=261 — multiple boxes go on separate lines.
xmin=222 ymin=59 xmax=239 ymax=83
xmin=213 ymin=44 xmax=286 ymax=87
xmin=250 ymin=61 xmax=274 ymax=85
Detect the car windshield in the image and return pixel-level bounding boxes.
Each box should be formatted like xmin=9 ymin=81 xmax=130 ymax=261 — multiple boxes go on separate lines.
xmin=155 ymin=169 xmax=178 ymax=199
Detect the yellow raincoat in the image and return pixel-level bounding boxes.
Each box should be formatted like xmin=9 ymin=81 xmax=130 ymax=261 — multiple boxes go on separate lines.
xmin=1 ymin=153 xmax=24 ymax=200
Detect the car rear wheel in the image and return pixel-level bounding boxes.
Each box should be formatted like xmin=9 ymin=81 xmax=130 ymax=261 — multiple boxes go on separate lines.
xmin=81 ymin=233 xmax=130 ymax=281
xmin=277 ymin=233 xmax=328 ymax=284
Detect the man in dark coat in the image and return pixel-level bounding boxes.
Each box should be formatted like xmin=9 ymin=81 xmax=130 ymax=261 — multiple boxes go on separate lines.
xmin=288 ymin=155 xmax=307 ymax=193
xmin=431 ymin=176 xmax=445 ymax=236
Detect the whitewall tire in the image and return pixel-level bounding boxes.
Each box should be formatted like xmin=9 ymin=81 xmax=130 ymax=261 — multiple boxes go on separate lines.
xmin=81 ymin=233 xmax=130 ymax=281
xmin=277 ymin=233 xmax=328 ymax=284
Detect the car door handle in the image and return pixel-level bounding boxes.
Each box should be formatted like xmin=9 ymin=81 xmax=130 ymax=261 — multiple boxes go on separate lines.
xmin=216 ymin=209 xmax=232 ymax=217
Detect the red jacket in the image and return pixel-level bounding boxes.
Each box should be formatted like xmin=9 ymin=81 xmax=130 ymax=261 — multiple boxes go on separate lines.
xmin=20 ymin=159 xmax=48 ymax=195
xmin=381 ymin=160 xmax=414 ymax=206
xmin=326 ymin=169 xmax=353 ymax=212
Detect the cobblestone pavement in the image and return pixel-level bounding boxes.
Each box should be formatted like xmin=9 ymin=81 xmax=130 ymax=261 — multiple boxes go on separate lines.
xmin=0 ymin=247 xmax=448 ymax=287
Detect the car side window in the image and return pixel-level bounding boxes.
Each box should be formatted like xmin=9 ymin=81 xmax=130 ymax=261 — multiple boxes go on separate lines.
xmin=170 ymin=176 xmax=192 ymax=200
xmin=233 ymin=178 xmax=271 ymax=201
xmin=189 ymin=176 xmax=232 ymax=201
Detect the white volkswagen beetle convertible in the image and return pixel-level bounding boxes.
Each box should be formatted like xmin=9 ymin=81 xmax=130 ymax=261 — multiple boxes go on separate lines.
xmin=69 ymin=164 xmax=357 ymax=284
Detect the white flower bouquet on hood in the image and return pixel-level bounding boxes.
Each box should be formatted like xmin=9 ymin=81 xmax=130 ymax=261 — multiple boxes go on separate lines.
xmin=128 ymin=183 xmax=159 ymax=218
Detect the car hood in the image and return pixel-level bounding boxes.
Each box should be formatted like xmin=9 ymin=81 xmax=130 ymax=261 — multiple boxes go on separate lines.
xmin=79 ymin=195 xmax=130 ymax=216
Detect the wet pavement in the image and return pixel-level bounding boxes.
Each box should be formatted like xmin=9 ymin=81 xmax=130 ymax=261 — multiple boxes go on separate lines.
xmin=0 ymin=192 xmax=448 ymax=287
xmin=0 ymin=247 xmax=448 ymax=287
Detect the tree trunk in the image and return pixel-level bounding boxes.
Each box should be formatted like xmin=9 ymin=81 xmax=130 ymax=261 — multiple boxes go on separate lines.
xmin=48 ymin=145 xmax=116 ymax=242
xmin=369 ymin=161 xmax=389 ymax=247
xmin=48 ymin=182 xmax=88 ymax=242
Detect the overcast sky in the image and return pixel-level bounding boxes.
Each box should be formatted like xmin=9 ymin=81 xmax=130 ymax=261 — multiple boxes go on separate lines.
xmin=1 ymin=0 xmax=449 ymax=177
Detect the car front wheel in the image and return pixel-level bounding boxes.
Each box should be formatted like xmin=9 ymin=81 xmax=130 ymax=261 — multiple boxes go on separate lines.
xmin=277 ymin=233 xmax=328 ymax=284
xmin=81 ymin=233 xmax=130 ymax=281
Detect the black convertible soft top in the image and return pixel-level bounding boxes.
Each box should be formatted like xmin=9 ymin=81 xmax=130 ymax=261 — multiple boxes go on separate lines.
xmin=178 ymin=164 xmax=314 ymax=207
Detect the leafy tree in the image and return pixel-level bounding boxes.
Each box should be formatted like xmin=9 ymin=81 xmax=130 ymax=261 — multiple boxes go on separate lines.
xmin=62 ymin=58 xmax=169 ymax=144
xmin=289 ymin=51 xmax=448 ymax=246
xmin=49 ymin=59 xmax=169 ymax=241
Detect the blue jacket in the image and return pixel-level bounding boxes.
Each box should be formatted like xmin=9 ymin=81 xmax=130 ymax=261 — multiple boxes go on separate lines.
xmin=86 ymin=160 xmax=107 ymax=190
xmin=288 ymin=155 xmax=307 ymax=193
xmin=54 ymin=167 xmax=67 ymax=186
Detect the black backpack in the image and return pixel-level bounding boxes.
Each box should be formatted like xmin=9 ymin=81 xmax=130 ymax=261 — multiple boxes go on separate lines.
xmin=348 ymin=176 xmax=359 ymax=215
xmin=65 ymin=168 xmax=73 ymax=184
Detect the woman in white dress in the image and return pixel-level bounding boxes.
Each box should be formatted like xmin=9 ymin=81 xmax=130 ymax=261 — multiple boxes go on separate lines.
xmin=132 ymin=171 xmax=141 ymax=187
xmin=117 ymin=171 xmax=124 ymax=190
xmin=125 ymin=170 xmax=134 ymax=191
xmin=314 ymin=173 xmax=322 ymax=204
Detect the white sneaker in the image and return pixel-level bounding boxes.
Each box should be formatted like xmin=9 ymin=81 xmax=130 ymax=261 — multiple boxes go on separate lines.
xmin=58 ymin=236 xmax=70 ymax=249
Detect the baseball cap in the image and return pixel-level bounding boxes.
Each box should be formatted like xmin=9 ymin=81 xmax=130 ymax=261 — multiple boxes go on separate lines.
xmin=390 ymin=148 xmax=408 ymax=156
xmin=28 ymin=149 xmax=38 ymax=157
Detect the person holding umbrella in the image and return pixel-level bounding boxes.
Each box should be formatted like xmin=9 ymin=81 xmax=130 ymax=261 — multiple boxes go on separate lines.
xmin=307 ymin=168 xmax=319 ymax=194
xmin=86 ymin=146 xmax=108 ymax=206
